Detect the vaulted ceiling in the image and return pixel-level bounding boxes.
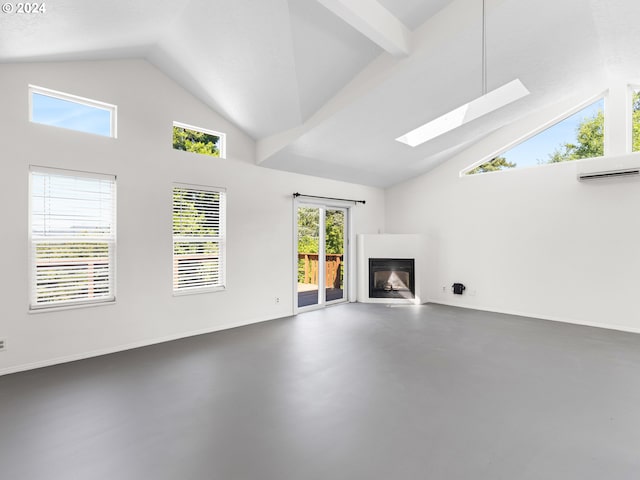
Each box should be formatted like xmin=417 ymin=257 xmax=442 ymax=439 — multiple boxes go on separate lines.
xmin=2 ymin=0 xmax=640 ymax=186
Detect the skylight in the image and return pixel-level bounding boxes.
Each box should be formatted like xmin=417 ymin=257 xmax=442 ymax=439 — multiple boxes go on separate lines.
xmin=29 ymin=85 xmax=116 ymax=138
xmin=396 ymin=79 xmax=530 ymax=147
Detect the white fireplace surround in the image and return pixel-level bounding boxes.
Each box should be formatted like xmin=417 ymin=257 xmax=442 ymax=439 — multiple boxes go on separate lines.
xmin=357 ymin=234 xmax=425 ymax=304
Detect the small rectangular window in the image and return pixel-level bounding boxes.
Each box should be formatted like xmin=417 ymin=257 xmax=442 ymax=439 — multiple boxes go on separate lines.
xmin=29 ymin=85 xmax=116 ymax=138
xmin=29 ymin=167 xmax=116 ymax=310
xmin=172 ymin=122 xmax=226 ymax=158
xmin=173 ymin=184 xmax=226 ymax=294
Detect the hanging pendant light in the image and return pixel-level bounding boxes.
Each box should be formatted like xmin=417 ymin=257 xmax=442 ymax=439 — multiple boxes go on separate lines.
xmin=396 ymin=0 xmax=529 ymax=147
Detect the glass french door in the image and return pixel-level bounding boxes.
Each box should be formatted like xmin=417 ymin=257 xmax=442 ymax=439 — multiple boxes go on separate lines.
xmin=296 ymin=204 xmax=347 ymax=310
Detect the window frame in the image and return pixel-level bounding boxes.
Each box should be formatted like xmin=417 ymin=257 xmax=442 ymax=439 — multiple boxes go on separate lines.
xmin=172 ymin=121 xmax=226 ymax=159
xmin=462 ymin=94 xmax=607 ymax=176
xmin=29 ymin=85 xmax=117 ymax=138
xmin=630 ymin=85 xmax=639 ymax=153
xmin=172 ymin=183 xmax=227 ymax=296
xmin=28 ymin=166 xmax=117 ymax=312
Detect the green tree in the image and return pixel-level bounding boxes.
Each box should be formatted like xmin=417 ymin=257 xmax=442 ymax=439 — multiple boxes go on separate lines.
xmin=173 ymin=126 xmax=221 ymax=157
xmin=559 ymin=91 xmax=640 ymax=154
xmin=469 ymin=94 xmax=639 ymax=175
xmin=467 ymin=156 xmax=516 ymax=175
xmin=297 ymin=207 xmax=319 ymax=254
xmin=297 ymin=208 xmax=345 ymax=283
xmin=173 ymin=188 xmax=221 ymax=256
xmin=172 ymin=188 xmax=222 ymax=288
xmin=548 ymin=109 xmax=604 ymax=163
xmin=633 ymin=91 xmax=640 ymax=152
xmin=325 ymin=210 xmax=344 ymax=254
xmin=296 ymin=208 xmax=345 ymax=254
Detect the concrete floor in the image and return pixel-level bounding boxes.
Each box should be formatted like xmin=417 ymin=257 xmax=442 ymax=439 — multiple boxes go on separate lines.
xmin=1 ymin=303 xmax=640 ymax=479
xmin=298 ymin=287 xmax=345 ymax=307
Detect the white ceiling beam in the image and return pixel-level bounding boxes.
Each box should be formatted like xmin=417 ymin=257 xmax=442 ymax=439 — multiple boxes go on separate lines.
xmin=316 ymin=0 xmax=411 ymax=57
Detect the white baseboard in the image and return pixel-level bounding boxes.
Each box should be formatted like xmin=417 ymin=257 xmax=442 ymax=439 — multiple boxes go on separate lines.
xmin=0 ymin=312 xmax=289 ymax=377
xmin=426 ymin=299 xmax=640 ymax=335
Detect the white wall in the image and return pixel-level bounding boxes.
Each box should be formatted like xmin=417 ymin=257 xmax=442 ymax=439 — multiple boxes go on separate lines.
xmin=0 ymin=59 xmax=385 ymax=374
xmin=386 ymin=93 xmax=640 ymax=332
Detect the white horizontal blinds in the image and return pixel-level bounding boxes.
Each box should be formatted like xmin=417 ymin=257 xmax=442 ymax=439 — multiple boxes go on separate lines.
xmin=173 ymin=185 xmax=226 ymax=292
xmin=30 ymin=169 xmax=116 ymax=309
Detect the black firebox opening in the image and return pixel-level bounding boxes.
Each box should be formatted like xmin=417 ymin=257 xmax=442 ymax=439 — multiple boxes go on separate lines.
xmin=368 ymin=258 xmax=415 ymax=299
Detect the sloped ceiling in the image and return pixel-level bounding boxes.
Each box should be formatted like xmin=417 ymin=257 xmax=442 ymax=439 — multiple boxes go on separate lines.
xmin=1 ymin=0 xmax=639 ymax=186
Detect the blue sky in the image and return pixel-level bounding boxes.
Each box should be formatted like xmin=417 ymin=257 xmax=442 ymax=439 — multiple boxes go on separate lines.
xmin=32 ymin=93 xmax=112 ymax=137
xmin=31 ymin=89 xmax=605 ymax=168
xmin=498 ymin=98 xmax=604 ymax=168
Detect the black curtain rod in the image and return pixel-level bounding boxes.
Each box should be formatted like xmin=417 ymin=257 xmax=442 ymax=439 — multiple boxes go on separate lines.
xmin=293 ymin=192 xmax=366 ymax=204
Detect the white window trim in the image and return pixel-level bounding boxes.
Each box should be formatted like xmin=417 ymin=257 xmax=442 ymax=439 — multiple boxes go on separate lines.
xmin=461 ymin=92 xmax=607 ymax=177
xmin=629 ymin=85 xmax=639 ymax=153
xmin=173 ymin=121 xmax=226 ymax=159
xmin=172 ymin=182 xmax=227 ymax=296
xmin=29 ymin=84 xmax=118 ymax=138
xmin=28 ymin=166 xmax=117 ymax=312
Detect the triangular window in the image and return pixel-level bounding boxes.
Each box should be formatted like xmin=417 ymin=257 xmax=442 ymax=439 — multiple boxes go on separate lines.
xmin=466 ymin=98 xmax=604 ymax=175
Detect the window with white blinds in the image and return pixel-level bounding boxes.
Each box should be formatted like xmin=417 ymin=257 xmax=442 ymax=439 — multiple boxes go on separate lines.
xmin=172 ymin=184 xmax=226 ymax=293
xmin=29 ymin=167 xmax=116 ymax=310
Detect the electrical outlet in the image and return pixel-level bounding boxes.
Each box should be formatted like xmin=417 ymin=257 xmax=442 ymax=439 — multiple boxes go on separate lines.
xmin=0 ymin=338 xmax=6 ymax=351
xmin=275 ymin=297 xmax=280 ymax=304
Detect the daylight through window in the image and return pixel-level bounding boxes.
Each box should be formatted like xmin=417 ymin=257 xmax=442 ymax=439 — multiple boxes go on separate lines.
xmin=172 ymin=122 xmax=226 ymax=158
xmin=632 ymin=88 xmax=640 ymax=152
xmin=29 ymin=86 xmax=116 ymax=138
xmin=466 ymin=98 xmax=605 ymax=175
xmin=29 ymin=167 xmax=116 ymax=310
xmin=173 ymin=184 xmax=226 ymax=293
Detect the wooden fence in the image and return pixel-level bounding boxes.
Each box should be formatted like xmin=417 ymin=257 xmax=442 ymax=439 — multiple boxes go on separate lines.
xmin=298 ymin=253 xmax=343 ymax=288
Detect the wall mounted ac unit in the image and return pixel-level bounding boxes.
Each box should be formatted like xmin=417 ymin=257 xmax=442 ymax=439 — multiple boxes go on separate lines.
xmin=577 ymin=152 xmax=640 ymax=181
